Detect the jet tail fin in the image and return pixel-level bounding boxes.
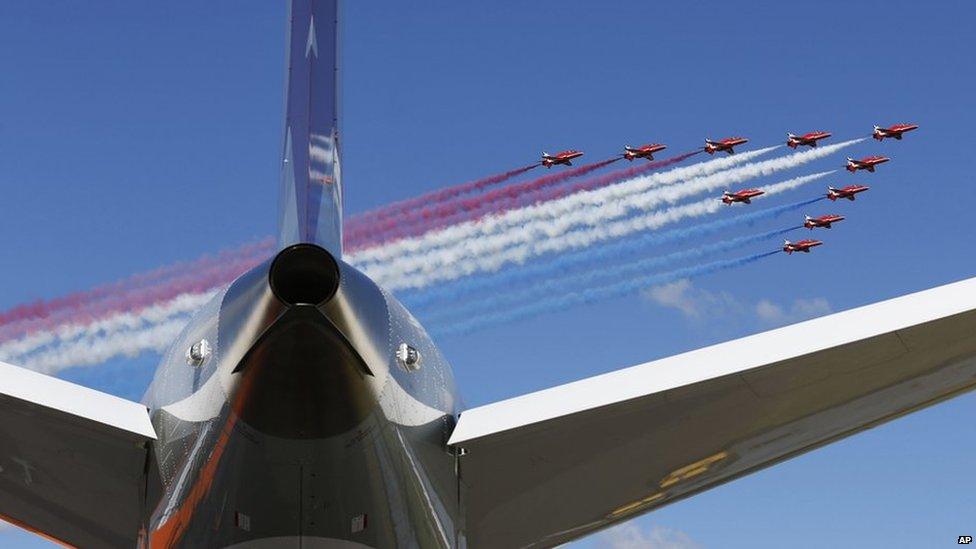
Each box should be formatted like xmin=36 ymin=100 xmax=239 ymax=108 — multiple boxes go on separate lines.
xmin=278 ymin=0 xmax=344 ymax=257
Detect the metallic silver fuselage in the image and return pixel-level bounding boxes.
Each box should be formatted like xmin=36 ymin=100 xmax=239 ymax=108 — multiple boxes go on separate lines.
xmin=141 ymin=255 xmax=462 ymax=547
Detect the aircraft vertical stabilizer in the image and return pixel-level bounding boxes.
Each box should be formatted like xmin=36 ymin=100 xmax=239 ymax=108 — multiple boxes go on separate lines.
xmin=278 ymin=0 xmax=343 ymax=256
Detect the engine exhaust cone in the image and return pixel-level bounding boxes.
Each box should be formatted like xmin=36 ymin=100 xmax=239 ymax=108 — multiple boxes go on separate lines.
xmin=269 ymin=244 xmax=340 ymax=306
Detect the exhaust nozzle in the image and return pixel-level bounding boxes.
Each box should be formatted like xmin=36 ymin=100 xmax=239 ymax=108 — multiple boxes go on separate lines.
xmin=269 ymin=244 xmax=340 ymax=306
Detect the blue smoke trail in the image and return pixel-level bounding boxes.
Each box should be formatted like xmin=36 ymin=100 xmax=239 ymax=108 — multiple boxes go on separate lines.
xmin=419 ymin=227 xmax=797 ymax=325
xmin=427 ymin=250 xmax=782 ymax=337
xmin=401 ymin=196 xmax=824 ymax=310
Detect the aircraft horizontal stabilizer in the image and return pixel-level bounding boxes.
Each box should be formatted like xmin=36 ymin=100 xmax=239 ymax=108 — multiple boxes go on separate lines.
xmin=0 ymin=360 xmax=156 ymax=547
xmin=450 ymin=276 xmax=976 ymax=548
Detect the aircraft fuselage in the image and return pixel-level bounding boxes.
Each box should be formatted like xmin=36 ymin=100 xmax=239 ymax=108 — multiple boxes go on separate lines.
xmin=142 ymin=245 xmax=462 ymax=547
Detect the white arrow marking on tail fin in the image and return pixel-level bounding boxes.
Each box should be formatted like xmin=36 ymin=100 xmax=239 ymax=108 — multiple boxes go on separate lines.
xmin=306 ymin=16 xmax=318 ymax=58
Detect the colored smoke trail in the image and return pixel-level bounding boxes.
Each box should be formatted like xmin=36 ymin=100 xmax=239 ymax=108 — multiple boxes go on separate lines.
xmin=366 ymin=171 xmax=832 ymax=290
xmin=0 ymin=239 xmax=272 ymax=331
xmin=15 ymin=316 xmax=192 ymax=375
xmin=11 ymin=243 xmax=787 ymax=369
xmin=514 ymin=150 xmax=703 ymax=208
xmin=0 ymin=245 xmax=266 ymax=357
xmin=350 ymin=146 xmax=779 ymax=266
xmin=0 ymin=291 xmax=215 ymax=366
xmin=403 ymin=196 xmax=823 ymax=310
xmin=0 ymin=239 xmax=273 ymax=341
xmin=0 ymin=142 xmax=861 ymax=370
xmin=345 ymin=157 xmax=624 ymax=248
xmin=427 ymin=251 xmax=782 ymax=337
xmin=343 ymin=163 xmax=539 ymax=234
xmin=355 ymin=140 xmax=858 ymax=278
xmin=349 ymin=151 xmax=704 ymax=249
xmin=420 ymin=228 xmax=798 ymax=324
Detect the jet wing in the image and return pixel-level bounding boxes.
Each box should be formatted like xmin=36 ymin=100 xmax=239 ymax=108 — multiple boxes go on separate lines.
xmin=449 ymin=276 xmax=976 ymax=548
xmin=0 ymin=360 xmax=156 ymax=547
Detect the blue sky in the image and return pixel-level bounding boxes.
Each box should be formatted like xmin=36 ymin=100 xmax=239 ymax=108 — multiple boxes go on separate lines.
xmin=1 ymin=1 xmax=975 ymax=547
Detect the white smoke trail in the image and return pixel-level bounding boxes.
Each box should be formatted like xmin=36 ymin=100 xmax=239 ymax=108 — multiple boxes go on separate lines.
xmin=348 ymin=146 xmax=780 ymax=266
xmin=357 ymin=140 xmax=861 ymax=281
xmin=19 ymin=316 xmax=190 ymax=376
xmin=379 ymin=171 xmax=833 ymax=290
xmin=0 ymin=291 xmax=215 ymax=363
xmin=2 ymin=144 xmax=859 ymax=373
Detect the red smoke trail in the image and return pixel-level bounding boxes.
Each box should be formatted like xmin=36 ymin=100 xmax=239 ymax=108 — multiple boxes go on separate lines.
xmin=0 ymin=262 xmax=184 ymax=326
xmin=345 ymin=157 xmax=623 ymax=250
xmin=0 ymin=239 xmax=274 ymax=331
xmin=344 ymin=164 xmax=539 ymax=233
xmin=0 ymin=239 xmax=274 ymax=343
xmin=0 ymin=153 xmax=699 ymax=343
xmin=346 ymin=152 xmax=700 ymax=250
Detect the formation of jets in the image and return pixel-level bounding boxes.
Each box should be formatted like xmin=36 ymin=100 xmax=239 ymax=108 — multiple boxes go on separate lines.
xmin=541 ymin=149 xmax=584 ymax=168
xmin=847 ymin=155 xmax=890 ymax=173
xmin=623 ymin=143 xmax=667 ymax=161
xmin=706 ymin=123 xmax=915 ymax=256
xmin=539 ymin=122 xmax=916 ymax=171
xmin=704 ymin=136 xmax=749 ymax=155
xmin=787 ymin=131 xmax=832 ymax=148
xmin=543 ymin=123 xmax=914 ymax=257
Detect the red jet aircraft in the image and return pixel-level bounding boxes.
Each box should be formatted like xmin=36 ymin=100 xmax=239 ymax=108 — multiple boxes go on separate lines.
xmin=787 ymin=131 xmax=832 ymax=149
xmin=541 ymin=150 xmax=584 ymax=168
xmin=704 ymin=137 xmax=748 ymax=155
xmin=827 ymin=185 xmax=870 ymax=201
xmin=722 ymin=188 xmax=764 ymax=205
xmin=846 ymin=155 xmax=889 ymax=173
xmin=783 ymin=239 xmax=823 ymax=254
xmin=873 ymin=123 xmax=918 ymax=141
xmin=623 ymin=143 xmax=667 ymax=161
xmin=804 ymin=214 xmax=845 ymax=229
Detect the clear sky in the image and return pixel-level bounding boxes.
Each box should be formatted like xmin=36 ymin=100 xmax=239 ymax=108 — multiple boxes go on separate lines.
xmin=1 ymin=1 xmax=975 ymax=547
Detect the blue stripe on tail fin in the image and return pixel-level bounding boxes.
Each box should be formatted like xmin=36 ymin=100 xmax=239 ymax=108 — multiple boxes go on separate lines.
xmin=278 ymin=0 xmax=343 ymax=256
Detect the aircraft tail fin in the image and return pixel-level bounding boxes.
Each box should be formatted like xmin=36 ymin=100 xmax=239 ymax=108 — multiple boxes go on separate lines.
xmin=278 ymin=0 xmax=344 ymax=257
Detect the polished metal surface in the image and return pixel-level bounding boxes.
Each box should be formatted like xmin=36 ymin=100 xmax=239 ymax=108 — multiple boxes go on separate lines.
xmin=277 ymin=0 xmax=344 ymax=254
xmin=142 ymin=244 xmax=460 ymax=547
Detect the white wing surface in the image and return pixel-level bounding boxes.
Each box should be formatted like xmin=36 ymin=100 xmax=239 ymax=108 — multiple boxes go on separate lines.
xmin=450 ymin=277 xmax=976 ymax=548
xmin=0 ymin=360 xmax=156 ymax=547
